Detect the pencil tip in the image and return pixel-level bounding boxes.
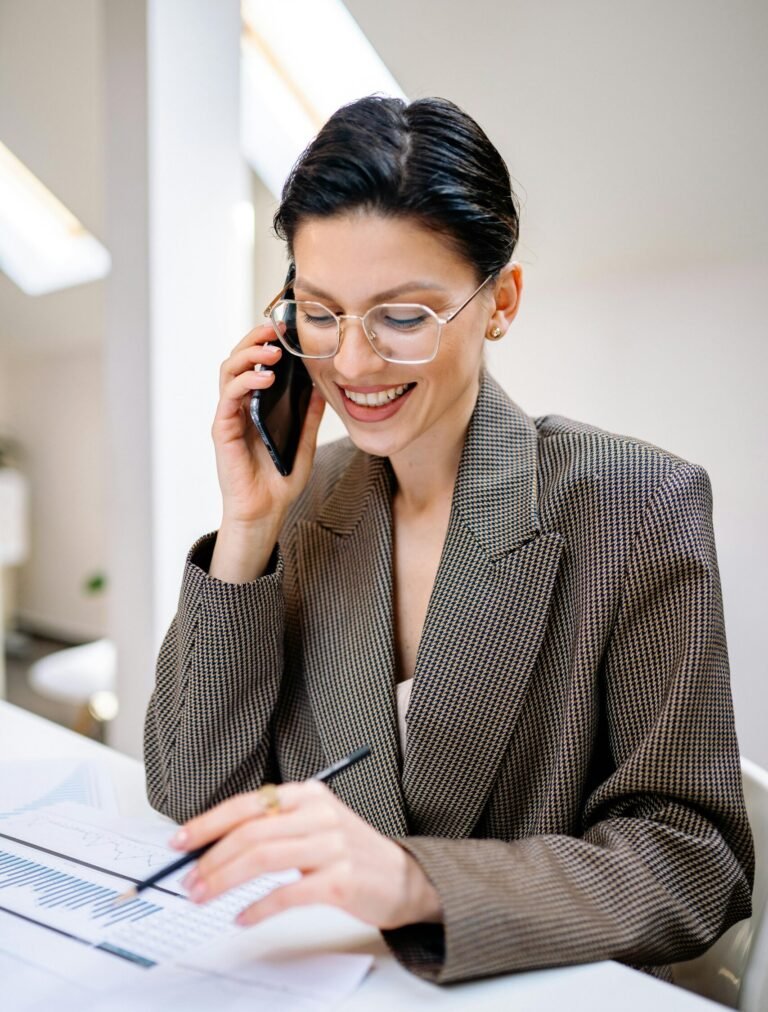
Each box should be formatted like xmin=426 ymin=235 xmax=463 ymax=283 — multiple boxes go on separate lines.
xmin=113 ymin=887 xmax=137 ymax=904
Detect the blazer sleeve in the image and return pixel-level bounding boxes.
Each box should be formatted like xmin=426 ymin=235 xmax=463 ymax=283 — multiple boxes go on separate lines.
xmin=383 ymin=463 xmax=754 ymax=983
xmin=143 ymin=531 xmax=286 ymax=823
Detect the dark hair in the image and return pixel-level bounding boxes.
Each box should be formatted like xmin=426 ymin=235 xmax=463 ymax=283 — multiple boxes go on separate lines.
xmin=273 ymin=95 xmax=519 ymax=282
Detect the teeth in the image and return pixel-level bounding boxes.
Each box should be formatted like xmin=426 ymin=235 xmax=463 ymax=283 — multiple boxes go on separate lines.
xmin=343 ymin=384 xmax=409 ymax=407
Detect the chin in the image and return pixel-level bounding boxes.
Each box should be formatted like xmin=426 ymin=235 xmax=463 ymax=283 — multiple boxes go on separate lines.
xmin=342 ymin=423 xmax=409 ymax=460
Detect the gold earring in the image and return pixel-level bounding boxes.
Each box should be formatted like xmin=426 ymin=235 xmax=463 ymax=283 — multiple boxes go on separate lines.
xmin=487 ymin=326 xmax=503 ymax=341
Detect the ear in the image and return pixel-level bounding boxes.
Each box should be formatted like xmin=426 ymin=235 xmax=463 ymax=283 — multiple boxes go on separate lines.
xmin=487 ymin=261 xmax=523 ymax=337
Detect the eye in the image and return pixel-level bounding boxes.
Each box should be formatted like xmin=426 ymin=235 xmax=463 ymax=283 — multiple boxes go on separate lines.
xmin=383 ymin=312 xmax=429 ymax=330
xmin=300 ymin=309 xmax=336 ymax=328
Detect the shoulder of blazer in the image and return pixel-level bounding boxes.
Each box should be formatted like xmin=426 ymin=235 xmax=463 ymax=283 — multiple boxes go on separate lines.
xmin=282 ymin=377 xmax=711 ymax=551
xmin=532 ymin=411 xmax=711 ymax=543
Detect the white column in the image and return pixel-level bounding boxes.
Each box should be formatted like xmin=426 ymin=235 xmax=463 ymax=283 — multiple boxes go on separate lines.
xmin=104 ymin=0 xmax=251 ymax=757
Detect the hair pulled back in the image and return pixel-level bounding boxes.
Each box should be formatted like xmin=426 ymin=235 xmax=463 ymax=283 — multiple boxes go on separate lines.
xmin=273 ymin=95 xmax=519 ymax=282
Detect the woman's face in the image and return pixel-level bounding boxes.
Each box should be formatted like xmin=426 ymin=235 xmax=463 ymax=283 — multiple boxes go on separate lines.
xmin=292 ymin=212 xmax=510 ymax=463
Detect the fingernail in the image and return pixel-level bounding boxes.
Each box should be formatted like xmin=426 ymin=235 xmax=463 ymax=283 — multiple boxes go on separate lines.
xmin=182 ymin=870 xmax=198 ymax=890
xmin=190 ymin=881 xmax=207 ymax=901
xmin=170 ymin=829 xmax=188 ymax=848
xmin=259 ymin=369 xmax=274 ymax=377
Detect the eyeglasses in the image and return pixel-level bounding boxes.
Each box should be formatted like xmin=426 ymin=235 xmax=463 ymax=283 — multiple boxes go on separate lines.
xmin=262 ymin=274 xmax=492 ymax=365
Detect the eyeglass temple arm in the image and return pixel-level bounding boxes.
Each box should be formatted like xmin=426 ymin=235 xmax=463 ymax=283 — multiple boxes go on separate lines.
xmin=443 ymin=274 xmax=493 ymax=324
xmin=263 ymin=281 xmax=293 ymax=317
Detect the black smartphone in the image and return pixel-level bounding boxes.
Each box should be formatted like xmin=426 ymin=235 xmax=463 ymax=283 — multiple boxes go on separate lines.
xmin=249 ymin=268 xmax=313 ymax=476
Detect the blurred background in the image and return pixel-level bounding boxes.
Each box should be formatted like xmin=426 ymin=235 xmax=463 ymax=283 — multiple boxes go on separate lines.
xmin=0 ymin=0 xmax=766 ymax=764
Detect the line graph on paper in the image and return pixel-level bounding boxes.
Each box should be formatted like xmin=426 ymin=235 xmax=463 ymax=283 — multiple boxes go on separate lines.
xmin=0 ymin=807 xmax=179 ymax=882
xmin=8 ymin=811 xmax=172 ymax=873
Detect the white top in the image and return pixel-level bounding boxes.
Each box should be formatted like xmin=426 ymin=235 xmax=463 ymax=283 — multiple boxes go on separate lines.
xmin=396 ymin=677 xmax=414 ymax=753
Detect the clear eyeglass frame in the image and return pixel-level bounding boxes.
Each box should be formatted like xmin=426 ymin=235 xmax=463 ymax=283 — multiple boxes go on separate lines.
xmin=262 ymin=274 xmax=493 ymax=366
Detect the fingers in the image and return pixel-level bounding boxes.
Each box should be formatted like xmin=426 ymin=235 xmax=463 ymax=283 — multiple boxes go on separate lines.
xmin=221 ymin=341 xmax=282 ymax=389
xmin=190 ymin=806 xmax=326 ymax=882
xmin=215 ymin=366 xmax=277 ymax=421
xmin=231 ymin=322 xmax=276 ymax=356
xmin=186 ymin=831 xmax=342 ymax=904
xmin=236 ymin=869 xmax=342 ymax=927
xmin=171 ymin=785 xmax=293 ymax=851
xmin=219 ymin=339 xmax=281 ymax=398
xmin=174 ymin=784 xmax=342 ymax=904
xmin=171 ymin=781 xmax=330 ymax=851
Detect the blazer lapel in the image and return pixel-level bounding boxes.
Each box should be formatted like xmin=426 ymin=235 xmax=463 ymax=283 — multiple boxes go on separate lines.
xmin=296 ymin=451 xmax=408 ymax=837
xmin=402 ymin=375 xmax=564 ymax=838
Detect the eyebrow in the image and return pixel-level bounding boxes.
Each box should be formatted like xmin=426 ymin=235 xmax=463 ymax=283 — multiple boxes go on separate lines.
xmin=293 ymin=277 xmax=449 ymax=303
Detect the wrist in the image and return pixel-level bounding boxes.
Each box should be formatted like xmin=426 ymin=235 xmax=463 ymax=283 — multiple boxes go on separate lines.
xmin=219 ymin=508 xmax=285 ymax=539
xmin=396 ymin=846 xmax=443 ymax=926
xmin=210 ymin=517 xmax=283 ymax=583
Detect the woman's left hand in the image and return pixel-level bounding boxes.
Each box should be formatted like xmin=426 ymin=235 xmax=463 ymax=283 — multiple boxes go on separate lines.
xmin=169 ymin=780 xmax=443 ymax=929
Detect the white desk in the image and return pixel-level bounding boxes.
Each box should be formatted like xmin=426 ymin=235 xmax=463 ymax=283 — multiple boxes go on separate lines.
xmin=0 ymin=700 xmax=718 ymax=1010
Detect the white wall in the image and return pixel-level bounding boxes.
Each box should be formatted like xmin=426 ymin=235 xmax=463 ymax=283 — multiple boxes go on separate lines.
xmin=487 ymin=260 xmax=768 ymax=762
xmin=6 ymin=347 xmax=108 ymax=640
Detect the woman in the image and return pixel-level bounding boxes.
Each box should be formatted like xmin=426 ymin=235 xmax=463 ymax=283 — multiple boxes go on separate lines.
xmin=144 ymin=95 xmax=753 ymax=985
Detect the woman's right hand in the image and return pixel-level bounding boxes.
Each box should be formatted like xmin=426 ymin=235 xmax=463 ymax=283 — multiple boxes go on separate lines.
xmin=209 ymin=324 xmax=325 ymax=580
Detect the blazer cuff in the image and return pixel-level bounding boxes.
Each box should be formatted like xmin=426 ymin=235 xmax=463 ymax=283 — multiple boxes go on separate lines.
xmin=182 ymin=530 xmax=285 ymax=680
xmin=380 ymin=921 xmax=445 ymax=982
xmin=384 ymin=835 xmax=542 ymax=985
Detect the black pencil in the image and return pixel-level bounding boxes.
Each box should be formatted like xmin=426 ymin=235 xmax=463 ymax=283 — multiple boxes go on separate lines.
xmin=114 ymin=744 xmax=371 ymax=903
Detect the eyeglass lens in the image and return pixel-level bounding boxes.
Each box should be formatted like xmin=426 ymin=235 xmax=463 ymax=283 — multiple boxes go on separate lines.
xmin=269 ymin=301 xmax=440 ymax=363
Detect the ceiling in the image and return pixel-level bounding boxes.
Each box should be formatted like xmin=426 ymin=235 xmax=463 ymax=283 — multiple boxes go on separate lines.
xmin=346 ymin=0 xmax=768 ymax=277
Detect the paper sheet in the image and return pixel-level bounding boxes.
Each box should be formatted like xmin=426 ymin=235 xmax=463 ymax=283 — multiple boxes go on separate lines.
xmin=0 ymin=911 xmax=371 ymax=1012
xmin=0 ymin=759 xmax=117 ymax=818
xmin=0 ymin=802 xmax=373 ymax=1010
xmin=0 ymin=802 xmax=297 ymax=964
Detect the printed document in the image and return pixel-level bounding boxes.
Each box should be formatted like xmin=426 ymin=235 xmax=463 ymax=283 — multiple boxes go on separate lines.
xmin=0 ymin=801 xmax=372 ymax=1010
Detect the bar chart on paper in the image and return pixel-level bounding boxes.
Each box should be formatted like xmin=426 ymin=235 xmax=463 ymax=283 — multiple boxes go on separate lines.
xmin=0 ymin=804 xmax=292 ymax=968
xmin=0 ymin=846 xmax=164 ymax=965
xmin=0 ymin=800 xmax=372 ymax=1012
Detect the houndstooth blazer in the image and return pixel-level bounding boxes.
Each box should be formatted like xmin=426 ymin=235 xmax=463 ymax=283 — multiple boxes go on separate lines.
xmin=144 ymin=372 xmax=754 ymax=985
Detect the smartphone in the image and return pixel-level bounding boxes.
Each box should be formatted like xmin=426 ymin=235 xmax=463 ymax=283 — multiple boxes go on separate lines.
xmin=249 ymin=269 xmax=313 ymax=476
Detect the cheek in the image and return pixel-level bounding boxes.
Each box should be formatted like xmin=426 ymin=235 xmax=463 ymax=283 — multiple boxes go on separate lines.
xmin=303 ymin=360 xmax=329 ymax=389
xmin=434 ymin=331 xmax=485 ymax=385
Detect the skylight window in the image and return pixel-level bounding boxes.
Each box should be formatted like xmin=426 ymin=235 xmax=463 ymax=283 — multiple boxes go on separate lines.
xmin=0 ymin=142 xmax=111 ymax=297
xmin=241 ymin=0 xmax=406 ymax=197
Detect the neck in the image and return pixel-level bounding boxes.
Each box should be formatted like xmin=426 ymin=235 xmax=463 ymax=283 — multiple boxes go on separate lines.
xmin=389 ymin=373 xmax=481 ymax=513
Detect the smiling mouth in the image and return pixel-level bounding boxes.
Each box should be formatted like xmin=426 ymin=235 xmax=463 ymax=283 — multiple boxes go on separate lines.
xmin=340 ymin=383 xmax=415 ymax=407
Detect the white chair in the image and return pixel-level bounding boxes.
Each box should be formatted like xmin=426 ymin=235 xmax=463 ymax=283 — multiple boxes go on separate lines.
xmin=672 ymin=757 xmax=768 ymax=1010
xmin=27 ymin=638 xmax=118 ymax=735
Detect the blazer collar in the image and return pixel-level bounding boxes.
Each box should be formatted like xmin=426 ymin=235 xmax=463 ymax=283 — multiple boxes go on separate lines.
xmin=296 ymin=373 xmax=562 ymax=839
xmin=313 ymin=371 xmax=541 ymax=556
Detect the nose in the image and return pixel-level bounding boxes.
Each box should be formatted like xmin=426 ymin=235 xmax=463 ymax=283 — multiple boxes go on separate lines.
xmin=332 ymin=316 xmax=386 ymax=380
